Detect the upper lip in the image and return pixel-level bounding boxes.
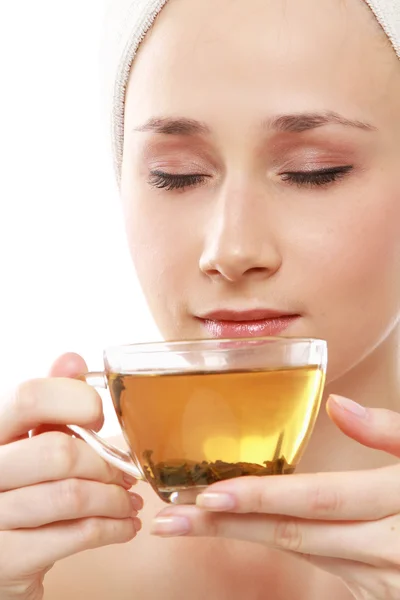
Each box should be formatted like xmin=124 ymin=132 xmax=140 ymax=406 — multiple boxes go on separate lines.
xmin=197 ymin=309 xmax=299 ymax=322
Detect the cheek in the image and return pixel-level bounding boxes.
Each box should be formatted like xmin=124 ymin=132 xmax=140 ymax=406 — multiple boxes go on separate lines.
xmin=293 ymin=185 xmax=400 ymax=377
xmin=312 ymin=206 xmax=398 ymax=301
xmin=121 ymin=187 xmax=200 ymax=322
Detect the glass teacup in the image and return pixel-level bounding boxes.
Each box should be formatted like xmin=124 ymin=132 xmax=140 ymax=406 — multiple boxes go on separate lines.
xmin=68 ymin=337 xmax=327 ymax=504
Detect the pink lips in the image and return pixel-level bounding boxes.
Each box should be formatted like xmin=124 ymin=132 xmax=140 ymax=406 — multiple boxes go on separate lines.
xmin=198 ymin=310 xmax=300 ymax=339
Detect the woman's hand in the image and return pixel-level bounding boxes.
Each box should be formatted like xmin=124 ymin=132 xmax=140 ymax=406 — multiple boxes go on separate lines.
xmin=0 ymin=353 xmax=142 ymax=600
xmin=151 ymin=395 xmax=400 ymax=600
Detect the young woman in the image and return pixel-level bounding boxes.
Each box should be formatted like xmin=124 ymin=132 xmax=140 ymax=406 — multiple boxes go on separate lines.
xmin=1 ymin=0 xmax=399 ymax=598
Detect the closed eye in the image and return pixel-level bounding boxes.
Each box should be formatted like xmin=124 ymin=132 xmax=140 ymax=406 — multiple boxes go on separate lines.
xmin=148 ymin=171 xmax=208 ymax=191
xmin=280 ymin=165 xmax=354 ymax=187
xmin=148 ymin=165 xmax=354 ymax=192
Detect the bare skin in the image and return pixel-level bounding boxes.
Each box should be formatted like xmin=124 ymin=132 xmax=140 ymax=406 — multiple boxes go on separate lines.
xmin=46 ymin=0 xmax=399 ymax=597
xmin=1 ymin=0 xmax=400 ymax=598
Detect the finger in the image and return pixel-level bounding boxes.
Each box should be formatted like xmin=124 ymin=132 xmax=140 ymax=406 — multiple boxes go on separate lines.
xmin=33 ymin=352 xmax=95 ymax=438
xmin=0 ymin=377 xmax=103 ymax=445
xmin=327 ymin=395 xmax=400 ymax=458
xmin=190 ymin=467 xmax=400 ymax=521
xmin=48 ymin=353 xmax=89 ymax=379
xmin=0 ymin=517 xmax=140 ymax=579
xmin=0 ymin=431 xmax=136 ymax=492
xmin=0 ymin=479 xmax=143 ymax=529
xmin=0 ymin=353 xmax=90 ymax=446
xmin=0 ymin=388 xmax=28 ymax=444
xmin=151 ymin=505 xmax=393 ymax=567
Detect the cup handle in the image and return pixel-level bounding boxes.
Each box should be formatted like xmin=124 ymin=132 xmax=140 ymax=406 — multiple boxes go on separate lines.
xmin=67 ymin=371 xmax=145 ymax=481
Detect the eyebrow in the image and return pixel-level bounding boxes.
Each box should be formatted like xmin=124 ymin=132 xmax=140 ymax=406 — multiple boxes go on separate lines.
xmin=133 ymin=111 xmax=377 ymax=136
xmin=133 ymin=117 xmax=210 ymax=136
xmin=266 ymin=111 xmax=377 ymax=133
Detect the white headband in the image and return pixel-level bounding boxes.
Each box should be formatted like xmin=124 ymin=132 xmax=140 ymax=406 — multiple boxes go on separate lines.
xmin=101 ymin=0 xmax=400 ymax=186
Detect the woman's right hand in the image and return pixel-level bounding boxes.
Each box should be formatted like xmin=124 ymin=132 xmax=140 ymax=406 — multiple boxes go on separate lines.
xmin=0 ymin=353 xmax=142 ymax=600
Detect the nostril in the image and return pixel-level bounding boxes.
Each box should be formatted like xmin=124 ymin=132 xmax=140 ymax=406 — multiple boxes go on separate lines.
xmin=206 ymin=269 xmax=221 ymax=277
xmin=243 ymin=266 xmax=271 ymax=278
xmin=249 ymin=267 xmax=268 ymax=274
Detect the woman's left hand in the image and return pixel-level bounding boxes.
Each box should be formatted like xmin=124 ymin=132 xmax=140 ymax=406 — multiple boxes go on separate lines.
xmin=151 ymin=395 xmax=400 ymax=600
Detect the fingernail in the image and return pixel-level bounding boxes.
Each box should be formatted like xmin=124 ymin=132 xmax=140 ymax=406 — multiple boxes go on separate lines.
xmin=133 ymin=517 xmax=142 ymax=532
xmin=151 ymin=516 xmax=190 ymax=537
xmin=123 ymin=474 xmax=136 ymax=489
xmin=196 ymin=492 xmax=236 ymax=511
xmin=330 ymin=395 xmax=366 ymax=418
xmin=129 ymin=492 xmax=143 ymax=513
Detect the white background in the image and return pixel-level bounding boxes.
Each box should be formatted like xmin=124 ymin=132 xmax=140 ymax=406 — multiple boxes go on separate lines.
xmin=0 ymin=1 xmax=159 ymax=436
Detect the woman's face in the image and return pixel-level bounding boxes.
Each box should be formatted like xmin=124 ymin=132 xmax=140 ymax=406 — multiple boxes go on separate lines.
xmin=121 ymin=0 xmax=400 ymax=383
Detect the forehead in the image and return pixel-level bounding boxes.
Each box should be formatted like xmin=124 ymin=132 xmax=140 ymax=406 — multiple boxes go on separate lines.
xmin=126 ymin=0 xmax=399 ymax=129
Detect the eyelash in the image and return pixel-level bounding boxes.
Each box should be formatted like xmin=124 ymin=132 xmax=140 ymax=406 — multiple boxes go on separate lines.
xmin=280 ymin=165 xmax=354 ymax=187
xmin=148 ymin=171 xmax=208 ymax=191
xmin=148 ymin=166 xmax=354 ymax=192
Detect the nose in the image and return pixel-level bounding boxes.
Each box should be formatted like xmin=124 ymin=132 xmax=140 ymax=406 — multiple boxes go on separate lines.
xmin=199 ymin=185 xmax=282 ymax=283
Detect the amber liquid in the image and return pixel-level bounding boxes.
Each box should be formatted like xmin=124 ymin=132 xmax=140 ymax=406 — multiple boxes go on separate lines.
xmin=108 ymin=366 xmax=325 ymax=503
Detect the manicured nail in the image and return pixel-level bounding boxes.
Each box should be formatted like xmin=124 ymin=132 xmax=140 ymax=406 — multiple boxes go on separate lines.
xmin=330 ymin=395 xmax=366 ymax=418
xmin=123 ymin=474 xmax=136 ymax=489
xmin=151 ymin=516 xmax=190 ymax=537
xmin=129 ymin=492 xmax=143 ymax=513
xmin=133 ymin=517 xmax=142 ymax=532
xmin=196 ymin=492 xmax=236 ymax=511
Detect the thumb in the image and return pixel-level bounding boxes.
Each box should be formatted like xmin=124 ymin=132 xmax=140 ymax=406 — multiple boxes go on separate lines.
xmin=326 ymin=395 xmax=400 ymax=458
xmin=33 ymin=352 xmax=90 ymax=437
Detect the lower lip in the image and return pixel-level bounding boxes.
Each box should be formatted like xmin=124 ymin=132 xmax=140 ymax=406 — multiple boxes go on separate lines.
xmin=201 ymin=316 xmax=300 ymax=338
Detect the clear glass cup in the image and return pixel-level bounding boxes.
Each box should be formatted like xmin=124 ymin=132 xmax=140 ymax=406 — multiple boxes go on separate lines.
xmin=68 ymin=337 xmax=327 ymax=504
